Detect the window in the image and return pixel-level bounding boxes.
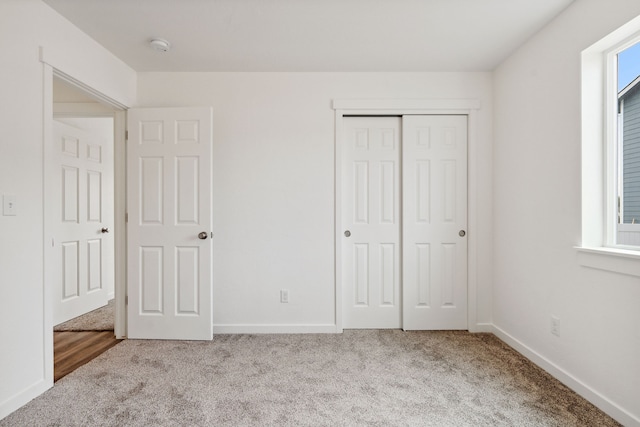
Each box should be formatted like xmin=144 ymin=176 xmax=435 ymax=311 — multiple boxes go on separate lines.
xmin=610 ymin=39 xmax=640 ymax=247
xmin=578 ymin=18 xmax=640 ymax=276
xmin=615 ymin=41 xmax=640 ymax=246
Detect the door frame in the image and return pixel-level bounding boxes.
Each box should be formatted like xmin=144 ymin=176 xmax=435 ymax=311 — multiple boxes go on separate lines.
xmin=333 ymin=99 xmax=481 ymax=332
xmin=42 ymin=60 xmax=129 ymax=384
xmin=45 ymin=69 xmax=128 ymax=339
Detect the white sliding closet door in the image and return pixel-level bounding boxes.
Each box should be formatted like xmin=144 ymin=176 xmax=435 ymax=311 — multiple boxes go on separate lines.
xmin=402 ymin=115 xmax=467 ymax=330
xmin=342 ymin=117 xmax=402 ymax=328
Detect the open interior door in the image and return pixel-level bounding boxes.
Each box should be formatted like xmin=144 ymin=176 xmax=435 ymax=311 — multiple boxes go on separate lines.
xmin=51 ymin=120 xmax=112 ymax=325
xmin=127 ymin=107 xmax=213 ymax=340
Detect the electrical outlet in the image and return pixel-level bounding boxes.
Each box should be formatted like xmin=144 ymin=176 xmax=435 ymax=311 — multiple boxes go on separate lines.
xmin=550 ymin=316 xmax=560 ymax=337
xmin=280 ymin=289 xmax=289 ymax=303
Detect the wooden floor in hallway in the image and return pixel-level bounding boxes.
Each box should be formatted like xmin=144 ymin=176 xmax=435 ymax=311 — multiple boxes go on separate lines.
xmin=54 ymin=331 xmax=122 ymax=382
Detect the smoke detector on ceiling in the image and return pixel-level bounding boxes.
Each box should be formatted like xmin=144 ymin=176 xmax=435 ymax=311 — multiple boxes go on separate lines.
xmin=149 ymin=38 xmax=171 ymax=52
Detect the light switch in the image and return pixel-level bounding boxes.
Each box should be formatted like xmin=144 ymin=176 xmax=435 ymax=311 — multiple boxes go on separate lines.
xmin=3 ymin=195 xmax=16 ymax=216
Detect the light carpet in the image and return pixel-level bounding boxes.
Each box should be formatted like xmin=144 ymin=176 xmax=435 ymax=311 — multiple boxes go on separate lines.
xmin=1 ymin=331 xmax=619 ymax=426
xmin=53 ymin=299 xmax=114 ymax=332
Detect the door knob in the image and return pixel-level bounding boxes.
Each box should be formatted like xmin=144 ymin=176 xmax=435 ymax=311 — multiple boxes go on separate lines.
xmin=344 ymin=230 xmax=351 ymax=237
xmin=101 ymin=228 xmax=109 ymax=233
xmin=198 ymin=232 xmax=208 ymax=240
xmin=459 ymin=230 xmax=466 ymax=237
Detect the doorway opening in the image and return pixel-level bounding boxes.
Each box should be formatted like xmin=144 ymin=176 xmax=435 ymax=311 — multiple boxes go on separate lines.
xmin=47 ymin=76 xmax=124 ymax=380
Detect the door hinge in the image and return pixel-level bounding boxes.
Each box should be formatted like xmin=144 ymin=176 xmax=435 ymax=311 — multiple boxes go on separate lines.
xmin=125 ymin=130 xmax=129 ymax=141
xmin=125 ymin=212 xmax=128 ymax=223
xmin=125 ymin=295 xmax=128 ymax=305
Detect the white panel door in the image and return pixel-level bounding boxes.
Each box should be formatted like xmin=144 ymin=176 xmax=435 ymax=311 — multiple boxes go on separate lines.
xmin=127 ymin=107 xmax=213 ymax=340
xmin=402 ymin=115 xmax=467 ymax=330
xmin=342 ymin=117 xmax=401 ymax=328
xmin=52 ymin=120 xmax=113 ymax=325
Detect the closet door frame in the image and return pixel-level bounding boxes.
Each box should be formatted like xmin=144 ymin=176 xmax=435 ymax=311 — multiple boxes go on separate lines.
xmin=333 ymin=99 xmax=481 ymax=332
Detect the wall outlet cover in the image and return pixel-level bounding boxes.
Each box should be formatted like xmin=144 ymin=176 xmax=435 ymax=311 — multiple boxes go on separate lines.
xmin=280 ymin=289 xmax=289 ymax=303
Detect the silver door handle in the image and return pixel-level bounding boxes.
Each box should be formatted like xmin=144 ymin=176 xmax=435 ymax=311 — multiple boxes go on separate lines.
xmin=198 ymin=232 xmax=208 ymax=240
xmin=344 ymin=230 xmax=351 ymax=237
xmin=459 ymin=230 xmax=466 ymax=237
xmin=101 ymin=228 xmax=109 ymax=233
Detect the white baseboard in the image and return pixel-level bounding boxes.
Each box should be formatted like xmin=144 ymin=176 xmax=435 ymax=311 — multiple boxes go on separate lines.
xmin=0 ymin=379 xmax=51 ymax=420
xmin=212 ymin=324 xmax=338 ymax=334
xmin=470 ymin=322 xmax=494 ymax=333
xmin=492 ymin=325 xmax=640 ymax=427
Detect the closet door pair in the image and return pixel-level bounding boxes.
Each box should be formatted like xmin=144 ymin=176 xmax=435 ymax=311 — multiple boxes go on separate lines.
xmin=342 ymin=115 xmax=467 ymax=330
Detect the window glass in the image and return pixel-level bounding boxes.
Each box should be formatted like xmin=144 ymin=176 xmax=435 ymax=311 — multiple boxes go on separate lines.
xmin=617 ymin=43 xmax=640 ymax=226
xmin=616 ymin=42 xmax=640 ymax=245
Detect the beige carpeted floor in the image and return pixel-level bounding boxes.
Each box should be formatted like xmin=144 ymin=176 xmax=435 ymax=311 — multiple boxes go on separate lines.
xmin=53 ymin=299 xmax=115 ymax=331
xmin=1 ymin=331 xmax=620 ymax=426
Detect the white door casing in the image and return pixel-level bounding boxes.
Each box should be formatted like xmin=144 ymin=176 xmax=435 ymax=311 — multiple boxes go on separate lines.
xmin=127 ymin=107 xmax=213 ymax=340
xmin=402 ymin=115 xmax=467 ymax=330
xmin=342 ymin=117 xmax=402 ymax=328
xmin=51 ymin=120 xmax=113 ymax=325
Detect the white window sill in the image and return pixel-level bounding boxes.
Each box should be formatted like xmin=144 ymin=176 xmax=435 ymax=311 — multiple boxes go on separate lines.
xmin=576 ymin=246 xmax=640 ymax=277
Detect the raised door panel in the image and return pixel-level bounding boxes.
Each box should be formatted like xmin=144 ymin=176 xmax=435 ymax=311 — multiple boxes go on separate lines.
xmin=176 ymin=247 xmax=199 ymax=314
xmin=62 ymin=241 xmax=79 ymax=299
xmin=62 ymin=166 xmax=79 ymax=223
xmin=140 ymin=157 xmax=164 ymax=225
xmin=353 ymin=243 xmax=369 ymax=306
xmin=140 ymin=247 xmax=164 ymax=313
xmin=87 ymin=239 xmax=102 ymax=291
xmin=176 ymin=157 xmax=199 ymax=225
xmin=415 ymin=243 xmax=431 ymax=307
xmin=87 ymin=170 xmax=102 ymax=222
xmin=379 ymin=243 xmax=396 ymax=305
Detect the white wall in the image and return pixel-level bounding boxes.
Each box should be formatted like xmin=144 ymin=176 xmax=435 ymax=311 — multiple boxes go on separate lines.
xmin=493 ymin=0 xmax=640 ymax=424
xmin=0 ymin=0 xmax=135 ymax=418
xmin=137 ymin=72 xmax=494 ymax=332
